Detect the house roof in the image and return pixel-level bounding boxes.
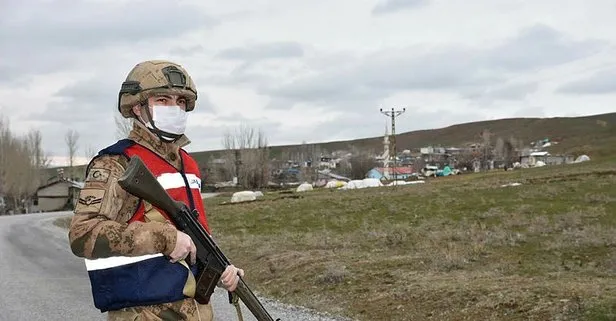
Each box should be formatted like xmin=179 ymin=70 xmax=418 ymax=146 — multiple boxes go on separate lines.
xmin=530 ymin=151 xmax=550 ymax=156
xmin=37 ymin=178 xmax=85 ymax=191
xmin=318 ymin=170 xmax=351 ymax=181
xmin=373 ymin=167 xmax=414 ymax=175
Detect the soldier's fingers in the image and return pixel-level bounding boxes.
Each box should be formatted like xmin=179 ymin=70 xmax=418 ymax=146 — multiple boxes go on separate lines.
xmin=223 ymin=272 xmax=233 ymax=284
xmin=190 ymin=248 xmax=196 ymax=265
xmin=229 ymin=275 xmax=240 ymax=291
xmin=237 ymin=268 xmax=245 ymax=277
xmin=222 ymin=265 xmax=233 ymax=278
xmin=170 ymin=254 xmax=182 ymax=263
xmin=224 ymin=267 xmax=236 ymax=284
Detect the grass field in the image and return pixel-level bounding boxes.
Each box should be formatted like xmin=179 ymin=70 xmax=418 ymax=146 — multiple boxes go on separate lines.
xmin=55 ymin=156 xmax=616 ymax=320
xmin=204 ymin=157 xmax=616 ymax=321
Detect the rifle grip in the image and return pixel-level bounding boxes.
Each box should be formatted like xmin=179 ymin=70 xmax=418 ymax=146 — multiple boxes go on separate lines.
xmin=194 ymin=268 xmax=221 ymax=304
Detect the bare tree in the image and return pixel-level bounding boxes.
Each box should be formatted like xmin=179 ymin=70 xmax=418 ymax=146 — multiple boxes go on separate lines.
xmin=347 ymin=146 xmax=378 ymax=180
xmin=455 ymin=149 xmax=476 ymax=172
xmin=26 ymin=129 xmax=50 ymax=169
xmin=480 ymin=129 xmax=492 ymax=171
xmin=504 ymin=136 xmax=519 ymax=167
xmin=0 ymin=117 xmax=45 ymax=214
xmin=65 ymin=129 xmax=79 ymax=179
xmin=307 ymin=144 xmax=322 ymax=182
xmin=494 ymin=137 xmax=505 ymax=161
xmin=0 ymin=116 xmax=12 ymax=203
xmin=115 ymin=114 xmax=133 ymax=139
xmin=220 ymin=124 xmax=270 ymax=188
xmin=297 ymin=141 xmax=322 ymax=183
xmin=85 ymin=145 xmax=98 ymax=160
xmin=412 ymin=157 xmax=426 ymax=173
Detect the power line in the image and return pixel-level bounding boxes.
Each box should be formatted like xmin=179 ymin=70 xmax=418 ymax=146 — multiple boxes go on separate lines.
xmin=380 ymin=107 xmax=406 ymax=183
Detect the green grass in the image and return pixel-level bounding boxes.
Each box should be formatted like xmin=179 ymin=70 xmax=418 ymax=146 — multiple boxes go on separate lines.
xmin=205 ymin=158 xmax=616 ymax=321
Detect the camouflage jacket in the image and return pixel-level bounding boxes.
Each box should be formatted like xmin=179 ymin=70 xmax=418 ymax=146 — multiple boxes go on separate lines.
xmin=69 ymin=120 xmax=213 ymax=321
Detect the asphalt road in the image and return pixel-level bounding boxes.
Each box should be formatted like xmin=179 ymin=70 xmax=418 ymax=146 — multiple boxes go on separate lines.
xmin=0 ymin=211 xmax=352 ymax=321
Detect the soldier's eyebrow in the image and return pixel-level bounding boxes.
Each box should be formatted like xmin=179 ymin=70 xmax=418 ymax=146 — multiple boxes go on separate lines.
xmin=154 ymin=94 xmax=173 ymax=99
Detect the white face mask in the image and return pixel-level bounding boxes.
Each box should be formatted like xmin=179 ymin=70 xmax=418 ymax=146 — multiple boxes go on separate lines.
xmin=147 ymin=105 xmax=188 ymax=135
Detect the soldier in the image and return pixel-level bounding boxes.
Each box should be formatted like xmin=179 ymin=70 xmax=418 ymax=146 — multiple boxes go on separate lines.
xmin=69 ymin=60 xmax=244 ymax=321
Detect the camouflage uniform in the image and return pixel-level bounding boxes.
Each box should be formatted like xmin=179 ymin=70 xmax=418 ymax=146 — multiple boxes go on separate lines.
xmin=69 ymin=60 xmax=214 ymax=321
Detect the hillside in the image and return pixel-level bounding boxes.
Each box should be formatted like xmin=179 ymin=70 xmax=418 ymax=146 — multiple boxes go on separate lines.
xmin=191 ymin=112 xmax=616 ymax=164
xmin=44 ymin=112 xmax=616 ymax=181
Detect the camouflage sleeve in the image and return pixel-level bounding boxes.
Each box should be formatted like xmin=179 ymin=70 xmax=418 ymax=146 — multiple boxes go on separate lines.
xmin=68 ymin=154 xmax=178 ymax=259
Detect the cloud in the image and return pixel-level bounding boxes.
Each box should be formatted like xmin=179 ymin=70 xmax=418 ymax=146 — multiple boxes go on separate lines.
xmin=372 ymin=0 xmax=430 ymax=15
xmin=484 ymin=24 xmax=602 ymax=72
xmin=215 ymin=42 xmax=304 ymax=61
xmin=27 ymin=73 xmax=217 ymax=129
xmin=258 ymin=24 xmax=603 ymax=108
xmin=2 ymin=0 xmax=616 ymax=161
xmin=462 ymin=82 xmax=539 ymax=102
xmin=27 ymin=77 xmax=120 ymax=124
xmin=169 ymin=45 xmax=208 ymax=57
xmin=203 ymin=42 xmax=307 ymax=88
xmin=0 ymin=0 xmax=217 ymax=84
xmin=556 ymin=68 xmax=616 ymax=94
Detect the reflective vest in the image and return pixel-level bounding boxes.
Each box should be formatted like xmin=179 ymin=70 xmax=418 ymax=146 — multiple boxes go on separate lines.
xmin=82 ymin=139 xmax=210 ymax=312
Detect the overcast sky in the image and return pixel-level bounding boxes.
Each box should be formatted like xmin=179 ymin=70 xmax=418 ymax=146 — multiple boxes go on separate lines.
xmin=1 ymin=0 xmax=616 ymax=166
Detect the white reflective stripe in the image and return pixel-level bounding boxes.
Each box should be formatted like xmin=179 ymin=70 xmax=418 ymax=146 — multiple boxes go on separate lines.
xmin=183 ymin=173 xmax=202 ymax=190
xmin=84 ymin=253 xmax=164 ymax=271
xmin=157 ymin=173 xmax=201 ymax=190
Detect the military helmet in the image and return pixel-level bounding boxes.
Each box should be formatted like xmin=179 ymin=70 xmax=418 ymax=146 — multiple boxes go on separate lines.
xmin=117 ymin=60 xmax=198 ymax=118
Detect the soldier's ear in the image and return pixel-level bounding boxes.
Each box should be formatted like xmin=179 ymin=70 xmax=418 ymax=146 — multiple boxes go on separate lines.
xmin=132 ymin=105 xmax=142 ymax=117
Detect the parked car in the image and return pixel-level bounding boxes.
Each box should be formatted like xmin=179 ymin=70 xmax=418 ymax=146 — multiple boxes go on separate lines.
xmin=421 ymin=165 xmax=439 ymax=177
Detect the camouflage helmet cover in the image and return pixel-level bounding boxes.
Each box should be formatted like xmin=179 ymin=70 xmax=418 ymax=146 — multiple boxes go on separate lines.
xmin=118 ymin=60 xmax=198 ymax=118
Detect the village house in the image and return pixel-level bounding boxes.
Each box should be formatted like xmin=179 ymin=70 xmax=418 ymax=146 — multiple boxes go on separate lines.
xmin=34 ymin=178 xmax=84 ymax=212
xmin=520 ymin=151 xmax=574 ymax=167
xmin=316 ymin=156 xmax=342 ymax=169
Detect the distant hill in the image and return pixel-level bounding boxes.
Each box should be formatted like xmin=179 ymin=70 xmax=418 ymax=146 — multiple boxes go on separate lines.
xmin=191 ymin=112 xmax=616 ymax=164
xmin=44 ymin=112 xmax=616 ymax=182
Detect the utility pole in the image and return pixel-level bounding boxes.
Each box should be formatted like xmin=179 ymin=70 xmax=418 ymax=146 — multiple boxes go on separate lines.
xmin=380 ymin=107 xmax=406 ymax=183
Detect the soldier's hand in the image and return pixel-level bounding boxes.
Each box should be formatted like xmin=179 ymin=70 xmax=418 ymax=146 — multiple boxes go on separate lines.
xmin=169 ymin=231 xmax=197 ymax=264
xmin=220 ymin=264 xmax=244 ymax=292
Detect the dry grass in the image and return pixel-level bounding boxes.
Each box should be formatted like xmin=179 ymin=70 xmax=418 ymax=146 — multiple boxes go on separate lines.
xmin=50 ymin=159 xmax=616 ymax=320
xmin=206 ymin=158 xmax=616 ymax=321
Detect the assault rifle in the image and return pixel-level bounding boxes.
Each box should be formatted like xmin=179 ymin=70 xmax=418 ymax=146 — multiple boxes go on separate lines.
xmin=117 ymin=155 xmax=280 ymax=321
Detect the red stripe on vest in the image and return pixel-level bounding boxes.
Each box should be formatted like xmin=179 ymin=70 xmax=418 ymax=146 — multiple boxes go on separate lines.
xmin=124 ymin=144 xmax=210 ymax=234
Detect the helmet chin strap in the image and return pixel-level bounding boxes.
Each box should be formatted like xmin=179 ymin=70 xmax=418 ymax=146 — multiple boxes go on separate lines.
xmin=138 ymin=104 xmax=182 ymax=143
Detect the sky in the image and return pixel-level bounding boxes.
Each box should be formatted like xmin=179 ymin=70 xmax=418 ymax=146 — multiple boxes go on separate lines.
xmin=1 ymin=0 xmax=616 ymax=166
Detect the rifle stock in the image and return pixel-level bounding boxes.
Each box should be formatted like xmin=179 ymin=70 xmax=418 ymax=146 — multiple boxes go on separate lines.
xmin=118 ymin=155 xmax=280 ymax=321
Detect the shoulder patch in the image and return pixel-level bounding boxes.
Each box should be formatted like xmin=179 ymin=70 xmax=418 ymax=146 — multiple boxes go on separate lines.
xmin=75 ymin=189 xmax=106 ymax=213
xmin=86 ymin=168 xmax=111 ymax=183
